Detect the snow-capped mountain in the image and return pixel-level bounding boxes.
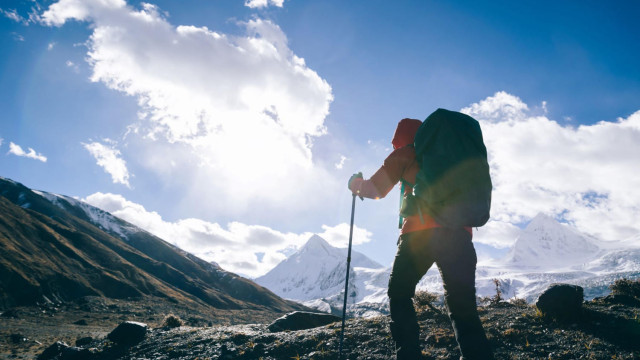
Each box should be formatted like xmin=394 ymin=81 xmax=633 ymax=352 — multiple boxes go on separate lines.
xmin=256 ymin=214 xmax=640 ymax=312
xmin=255 ymin=235 xmax=385 ymax=306
xmin=503 ymin=213 xmax=601 ymax=269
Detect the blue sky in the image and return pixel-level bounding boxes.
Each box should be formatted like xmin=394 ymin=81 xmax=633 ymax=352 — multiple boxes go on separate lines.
xmin=1 ymin=0 xmax=639 ymax=277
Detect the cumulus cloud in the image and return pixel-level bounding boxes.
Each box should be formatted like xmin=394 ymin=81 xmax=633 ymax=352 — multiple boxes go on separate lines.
xmin=83 ymin=141 xmax=131 ymax=187
xmin=461 ymin=92 xmax=640 ymax=244
xmin=244 ymin=0 xmax=284 ymax=9
xmin=7 ymin=142 xmax=47 ymax=162
xmin=42 ymin=0 xmax=335 ymax=217
xmin=83 ymin=192 xmax=370 ymax=277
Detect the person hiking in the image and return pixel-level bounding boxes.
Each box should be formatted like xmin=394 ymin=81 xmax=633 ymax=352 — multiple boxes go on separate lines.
xmin=348 ymin=118 xmax=494 ymax=360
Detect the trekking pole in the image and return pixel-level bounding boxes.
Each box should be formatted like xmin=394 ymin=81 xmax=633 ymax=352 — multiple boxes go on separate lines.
xmin=339 ymin=193 xmax=357 ymax=359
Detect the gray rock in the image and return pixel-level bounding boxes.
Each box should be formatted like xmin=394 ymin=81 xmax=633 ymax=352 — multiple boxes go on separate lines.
xmin=107 ymin=321 xmax=148 ymax=345
xmin=37 ymin=341 xmax=69 ymax=360
xmin=75 ymin=336 xmax=93 ymax=346
xmin=536 ymin=283 xmax=583 ymax=319
xmin=268 ymin=311 xmax=341 ymax=332
xmin=603 ymin=294 xmax=640 ymax=307
xmin=61 ymin=346 xmax=93 ymax=360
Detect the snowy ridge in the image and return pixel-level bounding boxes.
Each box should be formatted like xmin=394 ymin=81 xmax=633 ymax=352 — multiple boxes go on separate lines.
xmin=31 ymin=189 xmax=139 ymax=239
xmin=257 ymin=215 xmax=640 ymax=312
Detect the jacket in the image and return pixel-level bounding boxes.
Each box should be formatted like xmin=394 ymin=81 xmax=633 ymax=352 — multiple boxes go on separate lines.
xmin=349 ymin=118 xmax=447 ymax=235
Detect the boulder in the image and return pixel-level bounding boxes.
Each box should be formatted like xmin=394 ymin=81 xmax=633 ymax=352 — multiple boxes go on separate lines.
xmin=75 ymin=336 xmax=93 ymax=346
xmin=268 ymin=311 xmax=341 ymax=332
xmin=536 ymin=283 xmax=583 ymax=319
xmin=603 ymin=293 xmax=640 ymax=307
xmin=60 ymin=346 xmax=93 ymax=360
xmin=9 ymin=333 xmax=27 ymax=344
xmin=37 ymin=341 xmax=69 ymax=360
xmin=107 ymin=321 xmax=148 ymax=345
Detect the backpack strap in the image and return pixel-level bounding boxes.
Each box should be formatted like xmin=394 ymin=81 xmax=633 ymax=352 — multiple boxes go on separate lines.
xmin=398 ymin=147 xmax=424 ymax=227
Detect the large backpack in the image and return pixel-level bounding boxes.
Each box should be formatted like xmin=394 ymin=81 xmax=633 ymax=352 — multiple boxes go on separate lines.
xmin=412 ymin=108 xmax=492 ymax=228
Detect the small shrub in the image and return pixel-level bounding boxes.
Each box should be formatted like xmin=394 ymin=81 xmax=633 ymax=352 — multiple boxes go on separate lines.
xmin=609 ymin=278 xmax=640 ymax=298
xmin=414 ymin=290 xmax=438 ymax=308
xmin=162 ymin=314 xmax=183 ymax=328
xmin=509 ymin=297 xmax=528 ymax=307
xmin=491 ymin=279 xmax=503 ymax=304
xmin=413 ymin=290 xmax=441 ymax=313
xmin=480 ymin=279 xmax=504 ymax=306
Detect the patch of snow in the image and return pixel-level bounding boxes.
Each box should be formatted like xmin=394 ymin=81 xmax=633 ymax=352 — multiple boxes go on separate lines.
xmin=32 ymin=189 xmax=65 ymax=208
xmin=31 ymin=188 xmax=138 ymax=240
xmin=302 ymin=299 xmax=332 ymax=314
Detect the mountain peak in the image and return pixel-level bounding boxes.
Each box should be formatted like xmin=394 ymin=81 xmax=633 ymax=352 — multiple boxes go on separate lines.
xmin=304 ymin=234 xmax=330 ymax=247
xmin=505 ymin=213 xmax=601 ymax=268
xmin=526 ymin=213 xmax=560 ymax=229
xmin=300 ymin=234 xmax=333 ymax=256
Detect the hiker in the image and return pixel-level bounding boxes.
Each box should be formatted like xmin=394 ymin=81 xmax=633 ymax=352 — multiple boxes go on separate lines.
xmin=348 ymin=117 xmax=494 ymax=360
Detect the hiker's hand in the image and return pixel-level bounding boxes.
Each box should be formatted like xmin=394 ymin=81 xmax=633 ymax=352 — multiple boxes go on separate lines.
xmin=348 ymin=172 xmax=363 ymax=192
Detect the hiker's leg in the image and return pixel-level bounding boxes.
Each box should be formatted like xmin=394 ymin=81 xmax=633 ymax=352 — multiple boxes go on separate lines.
xmin=435 ymin=229 xmax=494 ymax=360
xmin=388 ymin=231 xmax=434 ymax=359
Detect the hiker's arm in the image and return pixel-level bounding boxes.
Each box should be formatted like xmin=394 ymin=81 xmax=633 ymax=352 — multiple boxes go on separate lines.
xmin=349 ymin=150 xmax=405 ymax=199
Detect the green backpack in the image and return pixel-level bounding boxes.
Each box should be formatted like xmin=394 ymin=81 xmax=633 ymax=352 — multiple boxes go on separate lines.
xmin=412 ymin=108 xmax=492 ymax=228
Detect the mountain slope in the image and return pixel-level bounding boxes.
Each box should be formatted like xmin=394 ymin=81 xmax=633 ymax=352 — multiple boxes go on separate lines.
xmin=0 ymin=177 xmax=304 ymax=313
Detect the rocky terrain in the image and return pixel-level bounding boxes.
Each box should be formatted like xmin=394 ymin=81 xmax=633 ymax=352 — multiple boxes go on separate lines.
xmin=0 ymin=176 xmax=306 ymax=358
xmin=3 ymin=285 xmax=639 ymax=360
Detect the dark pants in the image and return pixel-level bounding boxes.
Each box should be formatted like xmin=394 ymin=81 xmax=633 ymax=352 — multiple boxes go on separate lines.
xmin=388 ymin=228 xmax=494 ymax=360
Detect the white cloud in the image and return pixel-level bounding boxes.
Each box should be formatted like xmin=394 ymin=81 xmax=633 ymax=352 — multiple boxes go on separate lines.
xmin=317 ymin=223 xmax=373 ymax=247
xmin=42 ymin=0 xmax=335 ymax=217
xmin=83 ymin=141 xmax=131 ymax=187
xmin=11 ymin=32 xmax=25 ymax=42
xmin=2 ymin=9 xmax=24 ymax=22
xmin=335 ymin=155 xmax=347 ymax=169
xmin=7 ymin=142 xmax=47 ymax=162
xmin=48 ymin=42 xmax=56 ymax=50
xmin=461 ymin=91 xmax=529 ymax=123
xmin=473 ymin=220 xmax=522 ymax=249
xmin=461 ymin=92 xmax=640 ymax=244
xmin=244 ymin=0 xmax=284 ymax=9
xmin=83 ymin=192 xmax=367 ymax=277
xmin=2 ymin=6 xmax=41 ymax=25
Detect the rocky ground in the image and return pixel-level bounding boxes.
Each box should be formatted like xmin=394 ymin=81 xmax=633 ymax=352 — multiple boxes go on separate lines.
xmin=0 ymin=296 xmax=292 ymax=360
xmin=3 ymin=294 xmax=640 ymax=360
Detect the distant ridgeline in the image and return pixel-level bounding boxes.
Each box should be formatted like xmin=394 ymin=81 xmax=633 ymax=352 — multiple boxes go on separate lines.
xmin=0 ymin=176 xmax=305 ymax=314
xmin=257 ymin=217 xmax=640 ymax=314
